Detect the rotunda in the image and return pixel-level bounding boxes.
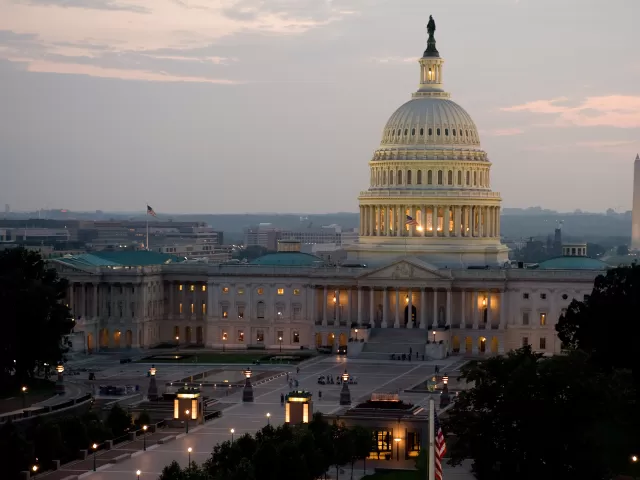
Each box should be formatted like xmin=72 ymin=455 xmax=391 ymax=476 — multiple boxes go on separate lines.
xmin=348 ymin=20 xmax=509 ymax=267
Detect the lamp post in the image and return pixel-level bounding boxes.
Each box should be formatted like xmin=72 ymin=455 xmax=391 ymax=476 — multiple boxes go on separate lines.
xmin=432 ymin=330 xmax=436 ymax=343
xmin=278 ymin=336 xmax=282 ymax=353
xmin=354 ymin=328 xmax=358 ymax=341
xmin=222 ymin=333 xmax=227 ymax=352
xmin=142 ymin=425 xmax=148 ymax=451
xmin=632 ymin=455 xmax=638 ymax=480
xmin=188 ymin=447 xmax=192 ymax=464
xmin=230 ymin=428 xmax=235 ymax=443
xmin=55 ymin=363 xmax=65 ymax=395
xmin=185 ymin=410 xmax=190 ymax=433
xmin=339 ymin=369 xmax=351 ymax=405
xmin=394 ymin=437 xmax=401 ymax=461
xmin=440 ymin=375 xmax=451 ymax=407
xmin=266 ymin=412 xmax=271 ymax=426
xmin=243 ymin=368 xmax=254 ymax=402
xmin=92 ymin=443 xmax=98 ymax=471
xmin=136 ymin=469 xmax=141 ymax=480
xmin=32 ymin=465 xmax=38 ymax=478
xmin=148 ymin=365 xmax=158 ymax=401
xmin=21 ymin=386 xmax=27 ymax=408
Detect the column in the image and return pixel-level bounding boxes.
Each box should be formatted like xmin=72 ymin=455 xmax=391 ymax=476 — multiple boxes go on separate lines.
xmin=311 ymin=286 xmax=318 ymax=324
xmin=369 ymin=288 xmax=375 ymax=326
xmin=346 ymin=288 xmax=352 ymax=324
xmin=396 ymin=206 xmax=401 ymax=236
xmin=446 ymin=288 xmax=452 ymax=327
xmin=473 ymin=291 xmax=479 ymax=329
xmin=464 ymin=206 xmax=469 ymax=236
xmin=357 ymin=287 xmax=363 ymax=326
xmin=420 ymin=288 xmax=426 ymax=328
xmin=499 ymin=289 xmax=506 ymax=329
xmin=454 ymin=206 xmax=461 ymax=237
xmin=486 ymin=290 xmax=492 ymax=329
xmin=497 ymin=207 xmax=501 ymax=237
xmin=460 ymin=289 xmax=466 ymax=329
xmin=334 ymin=289 xmax=340 ymax=326
xmin=359 ymin=206 xmax=363 ymax=234
xmin=69 ymin=283 xmax=74 ymax=316
xmin=382 ymin=289 xmax=389 ymax=328
xmin=394 ymin=289 xmax=400 ymax=328
xmin=470 ymin=206 xmax=475 ymax=237
xmin=431 ymin=289 xmax=438 ymax=329
xmin=488 ymin=207 xmax=494 ymax=237
xmin=407 ymin=290 xmax=413 ymax=328
xmin=93 ymin=284 xmax=99 ymax=318
xmin=443 ymin=205 xmax=450 ymax=237
xmin=370 ymin=206 xmax=376 ymax=236
xmin=421 ymin=206 xmax=427 ymax=236
xmin=322 ymin=286 xmax=328 ymax=326
xmin=409 ymin=206 xmax=414 ymax=237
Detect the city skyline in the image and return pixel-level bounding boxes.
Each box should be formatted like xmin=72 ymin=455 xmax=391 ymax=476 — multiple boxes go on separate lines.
xmin=1 ymin=0 xmax=639 ymax=214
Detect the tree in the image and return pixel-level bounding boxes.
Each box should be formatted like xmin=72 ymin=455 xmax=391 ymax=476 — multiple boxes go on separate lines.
xmin=556 ymin=265 xmax=640 ymax=390
xmin=158 ymin=460 xmax=210 ymax=480
xmin=135 ymin=410 xmax=151 ymax=428
xmin=349 ymin=426 xmax=373 ymax=478
xmin=444 ymin=347 xmax=637 ymax=480
xmin=0 ymin=248 xmax=73 ymax=389
xmin=106 ymin=404 xmax=132 ymax=437
xmin=331 ymin=423 xmax=353 ymax=480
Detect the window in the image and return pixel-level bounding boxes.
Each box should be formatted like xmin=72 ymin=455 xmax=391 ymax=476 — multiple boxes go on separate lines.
xmin=540 ymin=293 xmax=547 ymax=300
xmin=407 ymin=170 xmax=412 ymax=184
xmin=237 ymin=305 xmax=245 ymax=319
xmin=389 ymin=171 xmax=394 ymax=185
xmin=257 ymin=301 xmax=265 ymax=319
xmin=293 ymin=289 xmax=300 ymax=296
xmin=473 ymin=171 xmax=477 ymax=185
xmin=190 ymin=285 xmax=194 ymax=292
xmin=292 ymin=331 xmax=300 ymax=343
xmin=404 ymin=129 xmax=408 ymax=136
xmin=539 ymin=337 xmax=547 ymax=350
xmin=428 ymin=127 xmax=433 ymax=136
xmin=277 ymin=330 xmax=283 ymax=342
xmin=374 ymin=431 xmax=393 ymax=453
xmin=190 ymin=303 xmax=194 ymax=314
xmin=179 ymin=285 xmax=183 ymax=291
xmin=257 ymin=288 xmax=264 ymax=295
xmin=436 ymin=128 xmax=441 ymax=136
xmin=427 ymin=170 xmax=433 ymax=184
xmin=222 ymin=287 xmax=229 ymax=294
xmin=256 ymin=330 xmax=265 ymax=342
xmin=522 ymin=312 xmax=529 ymax=325
xmin=466 ymin=171 xmax=470 ymax=185
xmin=222 ymin=331 xmax=228 ymax=341
xmin=411 ymin=128 xmax=415 ymax=135
xmin=447 ymin=170 xmax=453 ymax=185
xmin=238 ymin=330 xmax=244 ymax=342
xmin=202 ymin=285 xmax=207 ymax=292
xmin=179 ymin=303 xmax=183 ymax=314
xmin=453 ymin=129 xmax=456 ymax=136
xmin=202 ymin=302 xmax=206 ymax=314
xmin=222 ymin=306 xmax=228 ymax=318
xmin=523 ymin=293 xmax=529 ymax=299
xmin=397 ymin=170 xmax=402 ymax=184
xmin=420 ymin=128 xmax=425 ymax=135
xmin=522 ymin=337 xmax=529 ymax=347
xmin=417 ymin=170 xmax=423 ymax=184
xmin=397 ymin=129 xmax=401 ymax=135
xmin=437 ymin=170 xmax=443 ymax=185
xmin=540 ymin=313 xmax=547 ymax=326
xmin=237 ymin=288 xmax=245 ymax=295
xmin=173 ymin=326 xmax=180 ymax=338
xmin=562 ymin=294 xmax=568 ymax=300
xmin=293 ymin=305 xmax=302 ymax=319
xmin=445 ymin=128 xmax=449 ymax=136
xmin=277 ymin=288 xmax=284 ymax=295
xmin=457 ymin=171 xmax=462 ymax=185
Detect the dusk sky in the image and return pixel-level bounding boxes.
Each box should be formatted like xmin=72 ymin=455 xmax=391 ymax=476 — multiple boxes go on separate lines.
xmin=0 ymin=0 xmax=638 ymax=214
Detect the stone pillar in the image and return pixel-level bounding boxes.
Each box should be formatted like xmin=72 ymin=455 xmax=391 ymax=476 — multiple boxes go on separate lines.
xmin=359 ymin=206 xmax=364 ymax=234
xmin=346 ymin=288 xmax=352 ymax=324
xmin=369 ymin=288 xmax=375 ymax=326
xmin=470 ymin=206 xmax=475 ymax=237
xmin=420 ymin=288 xmax=426 ymax=328
xmin=322 ymin=286 xmax=328 ymax=326
xmin=486 ymin=290 xmax=492 ymax=329
xmin=370 ymin=206 xmax=376 ymax=235
xmin=93 ymin=284 xmax=99 ymax=318
xmin=421 ymin=206 xmax=427 ymax=236
xmin=432 ymin=289 xmax=438 ymax=329
xmin=407 ymin=290 xmax=413 ymax=328
xmin=311 ymin=286 xmax=317 ymax=324
xmin=460 ymin=289 xmax=466 ymax=329
xmin=394 ymin=289 xmax=400 ymax=328
xmin=446 ymin=288 xmax=452 ymax=327
xmin=497 ymin=207 xmax=501 ymax=237
xmin=499 ymin=289 xmax=506 ymax=329
xmin=443 ymin=205 xmax=450 ymax=237
xmin=357 ymin=287 xmax=363 ymax=326
xmin=409 ymin=206 xmax=414 ymax=237
xmin=382 ymin=289 xmax=389 ymax=328
xmin=69 ymin=283 xmax=74 ymax=316
xmin=473 ymin=291 xmax=479 ymax=329
xmin=334 ymin=289 xmax=340 ymax=326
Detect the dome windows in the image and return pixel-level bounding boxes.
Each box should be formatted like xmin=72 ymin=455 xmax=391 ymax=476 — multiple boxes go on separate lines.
xmin=452 ymin=129 xmax=456 ymax=136
xmin=389 ymin=171 xmax=394 ymax=185
xmin=436 ymin=128 xmax=441 ymax=136
xmin=447 ymin=170 xmax=453 ymax=185
xmin=397 ymin=170 xmax=403 ymax=184
xmin=404 ymin=129 xmax=408 ymax=136
xmin=445 ymin=128 xmax=449 ymax=136
xmin=397 ymin=129 xmax=401 ymax=135
xmin=427 ymin=170 xmax=433 ymax=185
xmin=417 ymin=170 xmax=423 ymax=184
xmin=457 ymin=171 xmax=462 ymax=185
xmin=437 ymin=170 xmax=443 ymax=185
xmin=383 ymin=171 xmax=387 ymax=184
xmin=420 ymin=128 xmax=424 ymax=136
xmin=411 ymin=128 xmax=415 ymax=136
xmin=406 ymin=170 xmax=412 ymax=185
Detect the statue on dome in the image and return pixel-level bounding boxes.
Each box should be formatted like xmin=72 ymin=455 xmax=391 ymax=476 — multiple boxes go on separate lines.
xmin=427 ymin=15 xmax=436 ymax=38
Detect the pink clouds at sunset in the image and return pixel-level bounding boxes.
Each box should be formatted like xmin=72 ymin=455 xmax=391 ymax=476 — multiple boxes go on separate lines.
xmin=502 ymin=95 xmax=640 ymax=128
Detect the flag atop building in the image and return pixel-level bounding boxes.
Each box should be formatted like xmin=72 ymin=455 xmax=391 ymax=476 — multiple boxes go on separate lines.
xmin=405 ymin=215 xmax=419 ymax=226
xmin=434 ymin=414 xmax=447 ymax=480
xmin=147 ymin=205 xmax=157 ymax=217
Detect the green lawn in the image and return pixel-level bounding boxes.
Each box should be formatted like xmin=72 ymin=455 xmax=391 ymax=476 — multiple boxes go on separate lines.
xmin=361 ymin=471 xmax=419 ymax=480
xmin=137 ymin=352 xmax=314 ymax=364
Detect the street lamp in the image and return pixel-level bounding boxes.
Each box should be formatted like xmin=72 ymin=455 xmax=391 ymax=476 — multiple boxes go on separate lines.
xmin=354 ymin=329 xmax=358 ymax=341
xmin=175 ymin=336 xmax=180 ymax=351
xmin=32 ymin=465 xmax=38 ymax=478
xmin=185 ymin=410 xmax=190 ymax=433
xmin=142 ymin=425 xmax=148 ymax=451
xmin=56 ymin=363 xmax=65 ymax=395
xmin=148 ymin=365 xmax=158 ymax=401
xmin=188 ymin=447 xmax=192 ymax=464
xmin=92 ymin=443 xmax=98 ymax=471
xmin=632 ymin=455 xmax=638 ymax=462
xmin=243 ymin=368 xmax=254 ymax=402
xmin=266 ymin=412 xmax=271 ymax=426
xmin=278 ymin=336 xmax=282 ymax=353
xmin=136 ymin=469 xmax=141 ymax=480
xmin=340 ymin=369 xmax=351 ymax=405
xmin=230 ymin=428 xmax=235 ymax=443
xmin=222 ymin=332 xmax=227 ymax=352
xmin=432 ymin=330 xmax=436 ymax=343
xmin=394 ymin=437 xmax=401 ymax=461
xmin=21 ymin=386 xmax=27 ymax=408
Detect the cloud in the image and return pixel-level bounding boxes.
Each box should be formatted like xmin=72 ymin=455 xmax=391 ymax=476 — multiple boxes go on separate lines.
xmin=484 ymin=128 xmax=524 ymax=136
xmin=502 ymin=95 xmax=640 ymax=128
xmin=369 ymin=56 xmax=414 ymax=64
xmin=17 ymin=0 xmax=150 ymax=13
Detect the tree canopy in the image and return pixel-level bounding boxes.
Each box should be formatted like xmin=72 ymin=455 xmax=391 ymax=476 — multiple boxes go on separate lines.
xmin=0 ymin=248 xmax=73 ymax=388
xmin=444 ymin=347 xmax=639 ymax=480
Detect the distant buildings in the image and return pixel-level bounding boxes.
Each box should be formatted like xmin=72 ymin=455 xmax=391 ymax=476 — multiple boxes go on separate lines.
xmin=632 ymin=154 xmax=640 ymax=251
xmin=244 ymin=223 xmax=358 ymax=252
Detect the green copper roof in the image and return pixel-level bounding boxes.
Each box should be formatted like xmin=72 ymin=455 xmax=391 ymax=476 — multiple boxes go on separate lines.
xmin=58 ymin=250 xmax=184 ymax=268
xmin=250 ymin=252 xmax=324 ymax=267
xmin=536 ymin=256 xmax=608 ymax=271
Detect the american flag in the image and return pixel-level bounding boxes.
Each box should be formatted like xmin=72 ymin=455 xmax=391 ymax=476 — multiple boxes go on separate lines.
xmin=405 ymin=214 xmax=419 ymax=226
xmin=146 ymin=205 xmax=157 ymax=217
xmin=434 ymin=414 xmax=447 ymax=480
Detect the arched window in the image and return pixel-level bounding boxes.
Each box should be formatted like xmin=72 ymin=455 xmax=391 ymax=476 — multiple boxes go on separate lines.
xmin=407 ymin=170 xmax=412 ymax=185
xmin=397 ymin=170 xmax=403 ymax=185
xmin=447 ymin=170 xmax=453 ymax=185
xmin=404 ymin=129 xmax=408 ymax=136
xmin=465 ymin=130 xmax=469 ymax=137
xmin=420 ymin=128 xmax=424 ymax=135
xmin=383 ymin=170 xmax=387 ymax=184
xmin=427 ymin=170 xmax=433 ymax=184
xmin=397 ymin=129 xmax=401 ymax=135
xmin=417 ymin=170 xmax=423 ymax=184
xmin=457 ymin=171 xmax=462 ymax=185
xmin=473 ymin=171 xmax=477 ymax=186
xmin=437 ymin=170 xmax=443 ymax=185
xmin=466 ymin=171 xmax=470 ymax=185
xmin=445 ymin=128 xmax=449 ymax=136
xmin=459 ymin=129 xmax=463 ymax=136
xmin=452 ymin=129 xmax=457 ymax=136
xmin=429 ymin=128 xmax=433 ymax=136
xmin=437 ymin=128 xmax=441 ymax=136
xmin=411 ymin=128 xmax=415 ymax=136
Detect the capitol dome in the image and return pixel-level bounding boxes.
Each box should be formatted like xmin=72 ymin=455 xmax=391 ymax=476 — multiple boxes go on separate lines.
xmin=349 ymin=17 xmax=509 ymax=268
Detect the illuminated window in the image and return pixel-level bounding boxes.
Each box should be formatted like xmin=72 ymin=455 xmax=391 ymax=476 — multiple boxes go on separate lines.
xmin=292 ymin=331 xmax=300 ymax=343
xmin=222 ymin=306 xmax=228 ymax=318
xmin=190 ymin=285 xmax=194 ymax=292
xmin=539 ymin=313 xmax=547 ymax=326
xmin=237 ymin=288 xmax=245 ymax=295
xmin=256 ymin=330 xmax=264 ymax=342
xmin=222 ymin=287 xmax=229 ymax=294
xmin=179 ymin=303 xmax=183 ymax=314
xmin=257 ymin=288 xmax=264 ymax=295
xmin=222 ymin=332 xmax=228 ymax=341
xmin=293 ymin=289 xmax=300 ymax=296
xmin=179 ymin=285 xmax=183 ymax=291
xmin=238 ymin=305 xmax=245 ymax=319
xmin=238 ymin=330 xmax=244 ymax=342
xmin=190 ymin=303 xmax=194 ymax=314
xmin=202 ymin=285 xmax=207 ymax=292
xmin=277 ymin=288 xmax=284 ymax=295
xmin=202 ymin=302 xmax=206 ymax=314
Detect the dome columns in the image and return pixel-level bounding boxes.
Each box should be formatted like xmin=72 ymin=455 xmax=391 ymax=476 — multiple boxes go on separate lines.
xmin=416 ymin=57 xmax=445 ymax=95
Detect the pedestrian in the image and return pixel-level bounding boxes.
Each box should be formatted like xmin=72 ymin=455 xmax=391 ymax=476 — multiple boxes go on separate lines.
xmin=318 ymin=390 xmax=322 ymax=399
xmin=280 ymin=393 xmax=284 ymax=404
xmin=296 ymin=367 xmax=300 ymax=374
xmin=409 ymin=347 xmax=412 ymax=356
xmin=286 ymin=372 xmax=289 ymax=381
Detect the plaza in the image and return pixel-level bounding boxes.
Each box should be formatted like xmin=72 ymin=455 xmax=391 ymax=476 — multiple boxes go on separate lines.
xmin=36 ymin=355 xmax=474 ymax=480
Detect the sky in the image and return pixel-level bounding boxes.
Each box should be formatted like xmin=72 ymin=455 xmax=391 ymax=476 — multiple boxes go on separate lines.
xmin=0 ymin=0 xmax=638 ymax=214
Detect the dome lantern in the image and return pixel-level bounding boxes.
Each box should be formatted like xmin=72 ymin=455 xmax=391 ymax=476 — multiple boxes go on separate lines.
xmin=415 ymin=16 xmax=447 ymax=98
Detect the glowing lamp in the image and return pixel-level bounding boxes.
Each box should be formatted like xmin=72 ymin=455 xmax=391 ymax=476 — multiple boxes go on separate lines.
xmin=32 ymin=465 xmax=38 ymax=472
xmin=341 ymin=369 xmax=349 ymax=383
xmin=149 ymin=365 xmax=157 ymax=376
xmin=56 ymin=364 xmax=65 ymax=374
xmin=394 ymin=437 xmax=401 ymax=443
xmin=332 ymin=296 xmax=337 ymax=304
xmin=21 ymin=386 xmax=27 ymax=393
xmin=443 ymin=376 xmax=449 ymax=385
xmin=244 ymin=368 xmax=252 ymax=379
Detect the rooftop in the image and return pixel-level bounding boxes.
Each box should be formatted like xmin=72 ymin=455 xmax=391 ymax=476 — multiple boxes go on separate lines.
xmin=250 ymin=251 xmax=325 ymax=267
xmin=534 ymin=256 xmax=609 ymax=271
xmin=55 ymin=250 xmax=184 ymax=268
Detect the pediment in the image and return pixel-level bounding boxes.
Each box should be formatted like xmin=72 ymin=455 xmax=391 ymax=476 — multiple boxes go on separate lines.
xmin=358 ymin=258 xmax=449 ymax=280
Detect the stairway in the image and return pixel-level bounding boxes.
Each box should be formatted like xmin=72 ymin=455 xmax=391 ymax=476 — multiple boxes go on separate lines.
xmin=357 ymin=328 xmax=428 ymax=360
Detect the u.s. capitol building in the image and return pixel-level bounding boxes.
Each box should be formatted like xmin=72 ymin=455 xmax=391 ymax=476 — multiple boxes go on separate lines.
xmin=52 ymin=22 xmax=609 ymax=358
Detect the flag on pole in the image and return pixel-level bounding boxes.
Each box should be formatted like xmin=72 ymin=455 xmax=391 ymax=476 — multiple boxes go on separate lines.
xmin=147 ymin=205 xmax=157 ymax=217
xmin=405 ymin=214 xmax=419 ymax=226
xmin=434 ymin=414 xmax=447 ymax=480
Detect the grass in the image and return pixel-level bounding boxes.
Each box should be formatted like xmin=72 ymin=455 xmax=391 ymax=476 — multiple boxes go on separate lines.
xmin=137 ymin=352 xmax=314 ymax=364
xmin=361 ymin=472 xmax=419 ymax=480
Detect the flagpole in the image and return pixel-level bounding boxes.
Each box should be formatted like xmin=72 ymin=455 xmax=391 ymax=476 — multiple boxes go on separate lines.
xmin=428 ymin=398 xmax=435 ymax=480
xmin=146 ymin=216 xmax=149 ymax=251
